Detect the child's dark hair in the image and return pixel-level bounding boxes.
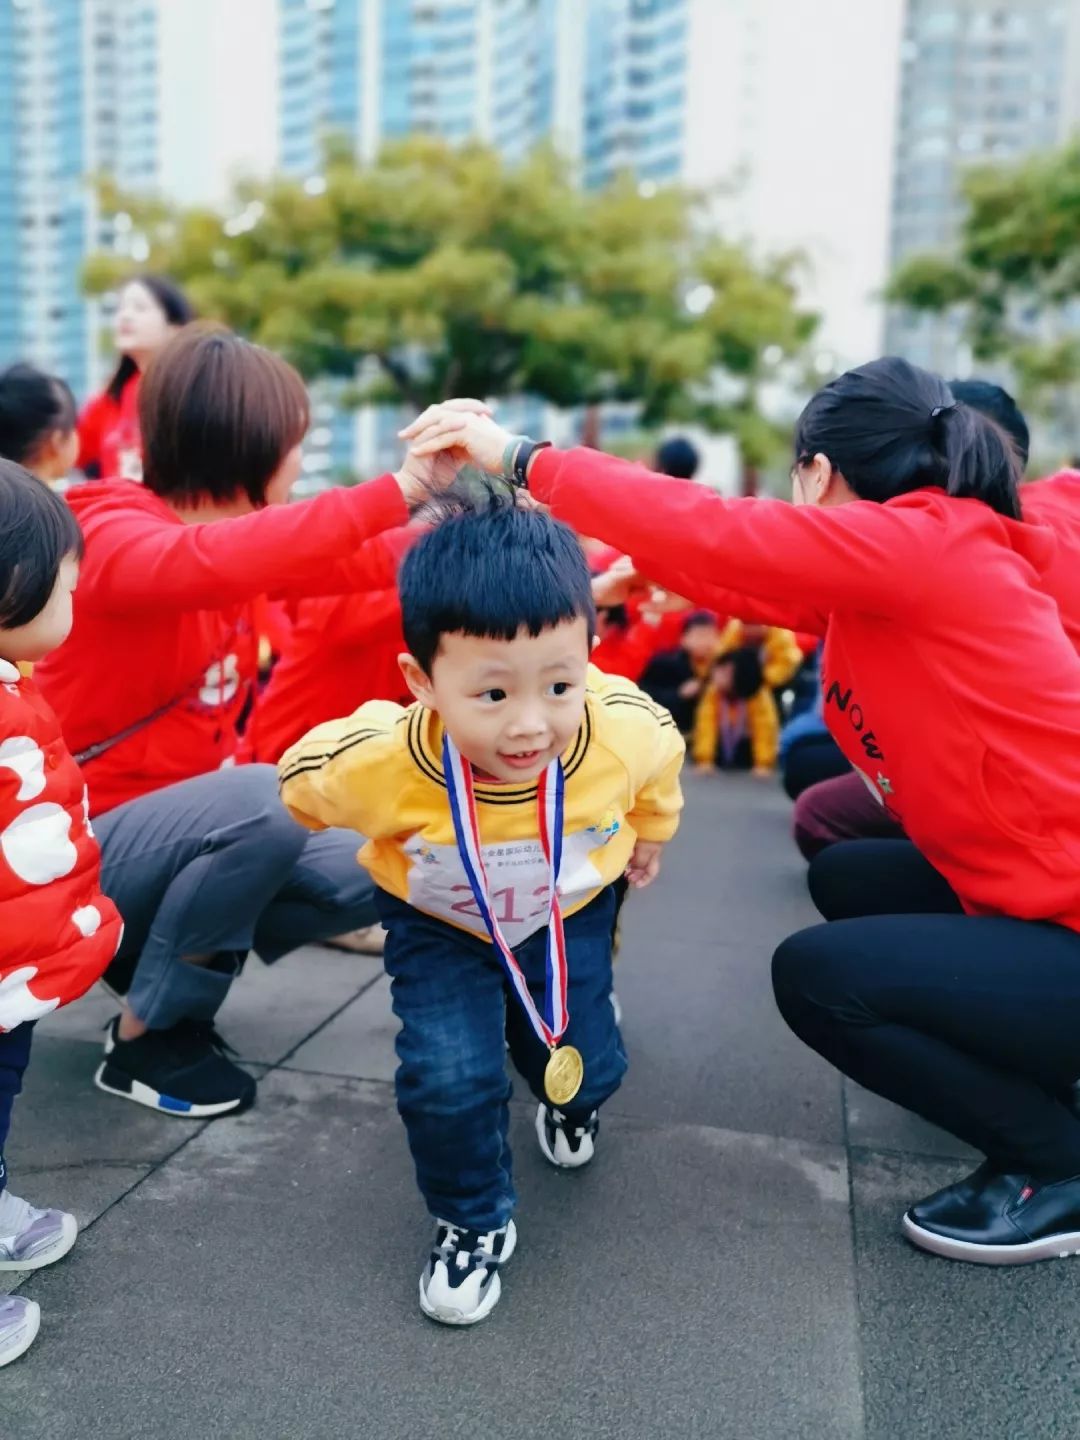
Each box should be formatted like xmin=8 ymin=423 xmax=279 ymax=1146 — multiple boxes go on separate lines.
xmin=0 ymin=460 xmax=84 ymax=629
xmin=794 ymin=356 xmax=1022 ymax=520
xmin=655 ymin=435 xmax=700 ymax=480
xmin=716 ymin=647 xmax=764 ymax=700
xmin=681 ymin=609 xmax=719 ymax=634
xmin=107 ymin=274 xmax=196 ymax=402
xmin=0 ymin=363 xmax=77 ymax=467
xmin=399 ymin=484 xmax=595 ymax=674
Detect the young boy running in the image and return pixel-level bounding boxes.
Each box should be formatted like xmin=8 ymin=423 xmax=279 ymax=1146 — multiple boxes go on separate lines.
xmin=278 ymin=489 xmax=684 ymax=1325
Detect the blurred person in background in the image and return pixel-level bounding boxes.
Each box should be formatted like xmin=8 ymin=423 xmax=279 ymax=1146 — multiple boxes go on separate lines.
xmin=654 ymin=435 xmax=700 ymax=480
xmin=0 ymin=364 xmax=80 ymax=488
xmin=77 ymin=275 xmax=195 ymax=482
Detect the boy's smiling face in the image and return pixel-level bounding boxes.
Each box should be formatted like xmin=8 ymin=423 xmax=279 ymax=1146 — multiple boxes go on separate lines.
xmin=401 ymin=617 xmax=591 ymax=783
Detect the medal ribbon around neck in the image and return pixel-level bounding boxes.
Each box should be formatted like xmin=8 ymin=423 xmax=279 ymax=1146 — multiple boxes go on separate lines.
xmin=443 ymin=734 xmax=568 ymax=1048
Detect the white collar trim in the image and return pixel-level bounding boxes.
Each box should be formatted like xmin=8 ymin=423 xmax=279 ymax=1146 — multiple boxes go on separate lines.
xmin=0 ymin=660 xmax=21 ymax=683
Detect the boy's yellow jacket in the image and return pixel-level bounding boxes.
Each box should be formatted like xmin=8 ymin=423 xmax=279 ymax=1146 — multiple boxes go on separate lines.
xmin=279 ymin=667 xmax=685 ymax=948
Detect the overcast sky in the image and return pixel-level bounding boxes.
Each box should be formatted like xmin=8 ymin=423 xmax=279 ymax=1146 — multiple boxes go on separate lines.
xmin=158 ymin=0 xmax=278 ymax=206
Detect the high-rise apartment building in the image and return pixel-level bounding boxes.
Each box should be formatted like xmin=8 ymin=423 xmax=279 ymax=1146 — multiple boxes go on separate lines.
xmin=0 ymin=0 xmax=159 ymax=398
xmin=0 ymin=0 xmax=276 ymax=400
xmin=887 ymin=0 xmax=1080 ymax=371
xmin=277 ymin=0 xmax=689 ymax=191
xmin=277 ymin=0 xmax=691 ymax=476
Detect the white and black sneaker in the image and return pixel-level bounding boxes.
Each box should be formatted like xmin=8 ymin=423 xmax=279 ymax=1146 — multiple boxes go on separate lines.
xmin=95 ymin=1017 xmax=256 ymax=1118
xmin=535 ymin=1104 xmax=599 ymax=1170
xmin=419 ymin=1219 xmax=517 ymax=1325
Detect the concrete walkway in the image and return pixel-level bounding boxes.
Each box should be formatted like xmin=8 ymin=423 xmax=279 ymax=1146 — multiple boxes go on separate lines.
xmin=2 ymin=776 xmax=1077 ymax=1439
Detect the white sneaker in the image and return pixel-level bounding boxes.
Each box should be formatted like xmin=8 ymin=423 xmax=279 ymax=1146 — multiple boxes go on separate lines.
xmin=419 ymin=1218 xmax=517 ymax=1326
xmin=0 ymin=1189 xmax=77 ymax=1271
xmin=535 ymin=1103 xmax=599 ymax=1170
xmin=0 ymin=1297 xmax=40 ymax=1367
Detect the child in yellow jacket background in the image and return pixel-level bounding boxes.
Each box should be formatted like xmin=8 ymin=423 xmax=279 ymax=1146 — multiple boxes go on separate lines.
xmin=691 ymin=619 xmax=802 ymax=776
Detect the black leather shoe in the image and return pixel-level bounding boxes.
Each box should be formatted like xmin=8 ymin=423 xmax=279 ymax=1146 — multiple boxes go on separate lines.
xmin=903 ymin=1165 xmax=1080 ymax=1265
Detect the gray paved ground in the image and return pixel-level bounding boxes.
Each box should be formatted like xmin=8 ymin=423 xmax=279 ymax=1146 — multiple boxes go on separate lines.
xmin=2 ymin=776 xmax=1078 ymax=1439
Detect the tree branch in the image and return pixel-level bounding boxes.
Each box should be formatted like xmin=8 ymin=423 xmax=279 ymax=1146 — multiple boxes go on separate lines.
xmin=375 ymin=353 xmax=422 ymax=411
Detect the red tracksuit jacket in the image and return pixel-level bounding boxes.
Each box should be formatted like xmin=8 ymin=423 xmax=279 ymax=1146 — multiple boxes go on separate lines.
xmin=34 ymin=475 xmax=409 ymax=816
xmin=0 ymin=661 xmax=123 ymax=1029
xmin=529 ymin=448 xmax=1080 ymax=931
xmin=246 ymin=588 xmax=410 ymax=765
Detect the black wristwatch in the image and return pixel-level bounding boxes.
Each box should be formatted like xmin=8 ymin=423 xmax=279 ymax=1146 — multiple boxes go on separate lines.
xmin=506 ymin=437 xmax=552 ymax=489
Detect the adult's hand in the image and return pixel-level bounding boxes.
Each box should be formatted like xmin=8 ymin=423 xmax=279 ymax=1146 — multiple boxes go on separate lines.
xmin=393 ymin=398 xmax=493 ymax=504
xmin=592 ymin=556 xmax=641 ymax=608
xmin=400 ymin=403 xmax=514 ymax=476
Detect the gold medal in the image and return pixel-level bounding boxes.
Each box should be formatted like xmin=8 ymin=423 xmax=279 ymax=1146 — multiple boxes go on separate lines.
xmin=544 ymin=1044 xmax=584 ymax=1107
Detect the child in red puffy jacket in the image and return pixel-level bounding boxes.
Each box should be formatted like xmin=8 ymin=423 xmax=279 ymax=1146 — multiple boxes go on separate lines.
xmin=0 ymin=462 xmax=122 ymax=1368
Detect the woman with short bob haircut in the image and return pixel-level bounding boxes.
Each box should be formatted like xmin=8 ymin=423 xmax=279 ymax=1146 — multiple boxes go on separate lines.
xmin=36 ymin=324 xmax=431 ymax=1120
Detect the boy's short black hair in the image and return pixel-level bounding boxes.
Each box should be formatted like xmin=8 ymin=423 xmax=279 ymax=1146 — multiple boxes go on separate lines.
xmin=399 ymin=484 xmax=595 ymax=674
xmin=0 ymin=460 xmax=84 ymax=629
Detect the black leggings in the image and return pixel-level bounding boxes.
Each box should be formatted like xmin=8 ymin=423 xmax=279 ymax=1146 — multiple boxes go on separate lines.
xmin=773 ymin=840 xmax=1080 ymax=1177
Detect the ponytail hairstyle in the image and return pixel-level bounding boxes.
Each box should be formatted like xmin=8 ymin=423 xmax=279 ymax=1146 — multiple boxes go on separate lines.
xmin=794 ymin=356 xmax=1022 ymax=520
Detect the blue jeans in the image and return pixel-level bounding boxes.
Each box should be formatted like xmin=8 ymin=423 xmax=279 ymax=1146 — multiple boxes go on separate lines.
xmin=0 ymin=1024 xmax=34 ymax=1195
xmin=377 ymin=887 xmax=627 ymax=1231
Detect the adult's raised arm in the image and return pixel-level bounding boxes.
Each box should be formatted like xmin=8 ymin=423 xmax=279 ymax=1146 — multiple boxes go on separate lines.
xmin=82 ymin=474 xmax=410 ymax=613
xmin=527 ymin=448 xmax=936 ymax=619
xmin=628 ymin=557 xmax=829 ymax=637
xmin=401 ymin=406 xmax=933 ymax=620
xmin=271 ymin=521 xmax=417 ymax=602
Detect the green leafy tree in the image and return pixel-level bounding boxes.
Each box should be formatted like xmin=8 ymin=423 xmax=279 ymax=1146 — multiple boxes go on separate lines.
xmin=887 ymin=140 xmax=1080 ymax=433
xmin=84 ymin=138 xmax=815 ymax=458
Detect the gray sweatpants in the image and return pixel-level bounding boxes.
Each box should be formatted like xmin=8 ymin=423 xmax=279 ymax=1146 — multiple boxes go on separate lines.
xmin=94 ymin=765 xmax=376 ymax=1030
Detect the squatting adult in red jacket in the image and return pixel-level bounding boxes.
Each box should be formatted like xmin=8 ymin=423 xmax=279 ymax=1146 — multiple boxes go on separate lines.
xmin=0 ymin=466 xmax=123 ymax=1351
xmin=403 ymin=358 xmax=1080 ymax=1269
xmin=36 ymin=326 xmax=429 ymax=1120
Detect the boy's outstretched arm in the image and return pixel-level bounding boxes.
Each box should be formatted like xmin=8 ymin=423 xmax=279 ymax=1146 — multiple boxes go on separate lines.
xmin=278 ymin=702 xmax=405 ymax=837
xmin=622 ymin=691 xmax=686 ymax=889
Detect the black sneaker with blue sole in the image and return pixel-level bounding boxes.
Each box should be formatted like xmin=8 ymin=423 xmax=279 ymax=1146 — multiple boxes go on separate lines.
xmin=95 ymin=1017 xmax=256 ymax=1118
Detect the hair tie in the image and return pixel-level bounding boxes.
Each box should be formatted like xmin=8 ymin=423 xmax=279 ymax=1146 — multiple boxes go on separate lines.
xmin=930 ymin=403 xmax=956 ymax=421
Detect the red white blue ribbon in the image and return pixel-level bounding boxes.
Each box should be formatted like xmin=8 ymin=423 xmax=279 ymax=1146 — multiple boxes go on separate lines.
xmin=443 ymin=734 xmax=568 ymax=1048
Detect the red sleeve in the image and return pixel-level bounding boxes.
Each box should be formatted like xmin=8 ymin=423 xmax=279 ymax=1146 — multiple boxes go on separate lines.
xmin=592 ymin=618 xmax=662 ymax=682
xmin=76 ymin=393 xmax=110 ymax=471
xmin=270 ymin=521 xmax=416 ymax=601
xmin=631 ymin=555 xmax=828 ymax=636
xmin=529 ymin=448 xmax=938 ymax=618
xmin=84 ymin=474 xmax=409 ymax=612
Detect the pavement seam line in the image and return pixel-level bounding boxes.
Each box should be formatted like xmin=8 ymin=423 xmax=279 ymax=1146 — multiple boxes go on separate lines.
xmin=841 ymin=1077 xmax=870 ymax=1440
xmin=10 ymin=968 xmax=390 ymax=1290
xmin=9 ymin=1120 xmax=214 ymax=1297
xmin=257 ymin=967 xmax=389 ymax=1073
